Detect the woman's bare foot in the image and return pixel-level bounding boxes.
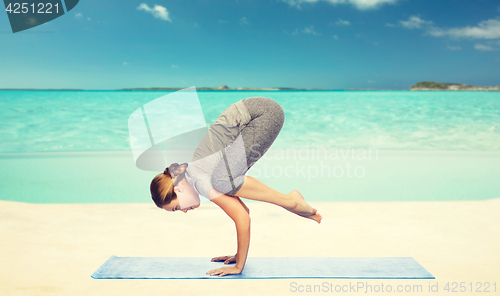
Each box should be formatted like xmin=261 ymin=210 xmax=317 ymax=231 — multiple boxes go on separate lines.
xmin=308 ymin=211 xmax=322 ymax=224
xmin=286 ymin=190 xmax=322 ymax=223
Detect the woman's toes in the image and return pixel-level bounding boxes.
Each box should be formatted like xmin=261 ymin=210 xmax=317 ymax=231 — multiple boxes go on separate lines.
xmin=312 ymin=213 xmax=322 ymax=223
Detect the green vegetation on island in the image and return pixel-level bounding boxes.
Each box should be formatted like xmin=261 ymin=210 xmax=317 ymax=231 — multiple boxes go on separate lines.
xmin=410 ymin=81 xmax=500 ymax=91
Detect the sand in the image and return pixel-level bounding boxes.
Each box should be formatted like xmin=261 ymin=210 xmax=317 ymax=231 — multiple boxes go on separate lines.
xmin=1 ymin=198 xmax=499 ymax=296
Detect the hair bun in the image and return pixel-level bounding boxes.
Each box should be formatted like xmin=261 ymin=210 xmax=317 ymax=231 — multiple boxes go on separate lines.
xmin=168 ymin=163 xmax=180 ymax=173
xmin=164 ymin=163 xmax=188 ymax=185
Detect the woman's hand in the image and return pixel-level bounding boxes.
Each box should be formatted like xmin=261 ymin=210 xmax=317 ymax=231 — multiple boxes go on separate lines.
xmin=211 ymin=254 xmax=237 ymax=264
xmin=206 ymin=265 xmax=242 ymax=277
xmin=209 ymin=189 xmax=251 ymax=276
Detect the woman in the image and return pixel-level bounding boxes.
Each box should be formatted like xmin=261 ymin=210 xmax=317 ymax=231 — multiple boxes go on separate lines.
xmin=150 ymin=96 xmax=322 ymax=277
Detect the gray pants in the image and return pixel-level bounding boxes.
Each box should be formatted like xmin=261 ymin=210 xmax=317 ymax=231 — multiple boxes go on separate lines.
xmin=210 ymin=97 xmax=285 ymax=196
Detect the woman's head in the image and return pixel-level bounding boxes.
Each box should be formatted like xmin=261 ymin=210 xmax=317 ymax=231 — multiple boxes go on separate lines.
xmin=150 ymin=162 xmax=200 ymax=212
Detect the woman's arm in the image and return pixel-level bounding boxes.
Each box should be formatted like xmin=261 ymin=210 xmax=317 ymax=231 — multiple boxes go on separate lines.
xmin=211 ymin=196 xmax=248 ymax=265
xmin=206 ymin=188 xmax=251 ymax=276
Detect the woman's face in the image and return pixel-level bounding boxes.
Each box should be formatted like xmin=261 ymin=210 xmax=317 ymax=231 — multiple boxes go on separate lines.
xmin=161 ymin=177 xmax=200 ymax=213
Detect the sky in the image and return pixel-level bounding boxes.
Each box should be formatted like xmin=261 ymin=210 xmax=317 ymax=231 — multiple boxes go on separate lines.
xmin=1 ymin=0 xmax=500 ymax=90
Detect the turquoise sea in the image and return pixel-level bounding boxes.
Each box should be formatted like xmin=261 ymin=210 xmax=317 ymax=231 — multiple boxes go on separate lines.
xmin=1 ymin=90 xmax=499 ymax=203
xmin=0 ymin=90 xmax=499 ymax=153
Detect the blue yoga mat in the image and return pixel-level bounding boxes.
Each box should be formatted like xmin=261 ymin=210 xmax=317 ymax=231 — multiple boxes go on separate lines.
xmin=91 ymin=256 xmax=434 ymax=279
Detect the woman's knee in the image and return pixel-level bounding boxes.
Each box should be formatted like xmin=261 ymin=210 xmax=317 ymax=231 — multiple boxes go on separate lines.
xmin=264 ymin=98 xmax=285 ymax=127
xmin=272 ymin=102 xmax=285 ymax=127
xmin=244 ymin=97 xmax=284 ymax=126
xmin=265 ymin=99 xmax=285 ymax=132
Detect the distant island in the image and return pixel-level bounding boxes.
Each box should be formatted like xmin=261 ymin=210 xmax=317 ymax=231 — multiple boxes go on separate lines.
xmin=410 ymin=81 xmax=500 ymax=91
xmin=119 ymin=85 xmax=322 ymax=91
xmin=1 ymin=82 xmax=499 ymax=91
xmin=123 ymin=82 xmax=500 ymax=91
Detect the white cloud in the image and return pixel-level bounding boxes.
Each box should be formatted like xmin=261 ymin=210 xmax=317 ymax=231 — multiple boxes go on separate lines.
xmin=137 ymin=3 xmax=171 ymax=22
xmin=396 ymin=17 xmax=500 ymax=52
xmin=385 ymin=23 xmax=394 ymax=27
xmin=474 ymin=44 xmax=497 ymax=51
xmin=281 ymin=0 xmax=398 ymax=10
xmin=123 ymin=62 xmax=129 ymax=66
xmin=428 ymin=18 xmax=500 ymax=39
xmin=332 ymin=34 xmax=339 ymax=39
xmin=240 ymin=17 xmax=250 ymax=25
xmin=399 ymin=16 xmax=433 ymax=29
xmin=446 ymin=45 xmax=461 ymax=51
xmin=171 ymin=64 xmax=179 ymax=68
xmin=193 ymin=22 xmax=199 ymax=27
xmin=75 ymin=13 xmax=91 ymax=21
xmin=302 ymin=25 xmax=320 ymax=35
xmin=218 ymin=19 xmax=228 ymax=24
xmin=293 ymin=25 xmax=321 ymax=36
xmin=334 ymin=18 xmax=350 ymax=26
xmin=350 ymin=0 xmax=398 ymax=10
